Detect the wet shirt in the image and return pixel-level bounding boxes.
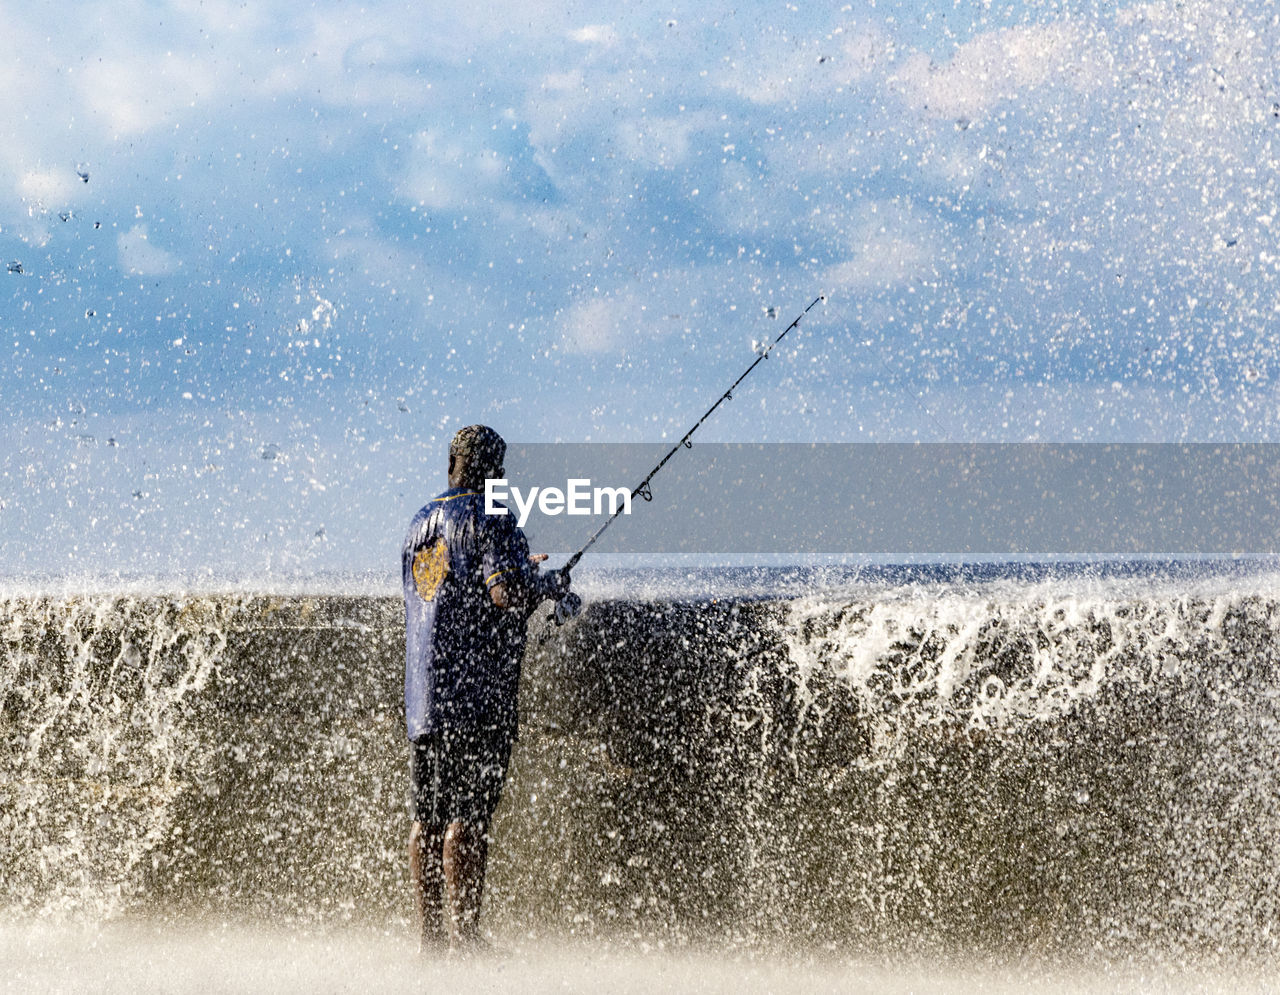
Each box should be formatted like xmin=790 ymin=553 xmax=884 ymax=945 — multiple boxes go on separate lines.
xmin=402 ymin=487 xmax=533 ymax=742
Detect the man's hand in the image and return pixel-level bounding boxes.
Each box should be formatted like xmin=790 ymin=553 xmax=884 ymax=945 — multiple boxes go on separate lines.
xmin=488 ymin=557 xmax=570 ymax=612
xmin=489 ymin=582 xmax=514 ymax=610
xmin=540 ymin=567 xmax=571 ymax=601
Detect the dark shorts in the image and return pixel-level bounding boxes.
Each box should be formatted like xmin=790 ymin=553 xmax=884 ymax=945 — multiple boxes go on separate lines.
xmin=409 ymin=726 xmax=513 ymax=829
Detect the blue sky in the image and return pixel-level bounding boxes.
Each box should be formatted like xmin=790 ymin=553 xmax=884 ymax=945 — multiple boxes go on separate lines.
xmin=2 ymin=0 xmax=1278 ymax=580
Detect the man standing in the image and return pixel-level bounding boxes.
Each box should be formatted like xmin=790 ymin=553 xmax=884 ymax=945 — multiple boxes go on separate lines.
xmin=402 ymin=425 xmax=570 ymax=952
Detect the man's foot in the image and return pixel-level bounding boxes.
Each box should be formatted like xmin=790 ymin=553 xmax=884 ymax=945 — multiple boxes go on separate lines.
xmin=446 ymin=933 xmax=495 ymax=959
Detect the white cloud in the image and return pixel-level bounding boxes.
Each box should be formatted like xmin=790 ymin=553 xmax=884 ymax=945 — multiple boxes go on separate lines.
xmin=16 ymin=170 xmax=76 ymax=212
xmin=556 ymin=279 xmax=693 ymax=355
xmin=892 ymin=21 xmax=1102 ymax=120
xmin=823 ymin=241 xmax=932 ymax=292
xmin=396 ymin=129 xmax=509 ymax=210
xmin=169 ymin=0 xmax=273 ymax=35
xmin=616 ymin=111 xmax=714 ymax=169
xmin=822 ymin=202 xmax=939 ymax=292
xmin=569 ymin=24 xmax=618 ymax=46
xmin=715 ymin=42 xmax=829 ymax=106
xmin=325 ymin=224 xmax=463 ymax=309
xmin=1114 ymin=1 xmax=1181 ymax=30
xmin=542 ymin=70 xmax=587 ymax=92
xmin=555 ymin=267 xmax=778 ymax=357
xmin=2 ymin=170 xmax=82 ymax=246
xmin=79 ymin=53 xmax=217 ymax=136
xmin=713 ymin=20 xmax=896 ymax=105
xmin=118 ymin=225 xmax=180 ymax=276
xmin=0 ymin=20 xmax=84 ymax=226
xmin=711 ymin=162 xmax=774 ymax=234
xmin=559 ymin=298 xmax=620 ymax=354
xmin=838 ymin=23 xmax=896 ymax=82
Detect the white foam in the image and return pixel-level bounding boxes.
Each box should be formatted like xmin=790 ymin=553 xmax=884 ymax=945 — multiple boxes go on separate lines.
xmin=0 ymin=920 xmax=1264 ymax=995
xmin=780 ymin=569 xmax=1280 ymax=740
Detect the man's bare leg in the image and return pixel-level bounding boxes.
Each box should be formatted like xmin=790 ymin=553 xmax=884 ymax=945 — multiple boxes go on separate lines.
xmin=441 ymin=819 xmax=489 ymax=949
xmin=409 ymin=820 xmax=448 ymax=952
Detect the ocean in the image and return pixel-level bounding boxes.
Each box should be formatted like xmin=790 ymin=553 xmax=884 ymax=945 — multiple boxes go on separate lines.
xmin=3 ymin=561 xmax=1280 ymax=991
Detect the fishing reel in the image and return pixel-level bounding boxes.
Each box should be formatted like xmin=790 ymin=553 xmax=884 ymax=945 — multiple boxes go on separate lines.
xmin=553 ymin=592 xmax=582 ymax=626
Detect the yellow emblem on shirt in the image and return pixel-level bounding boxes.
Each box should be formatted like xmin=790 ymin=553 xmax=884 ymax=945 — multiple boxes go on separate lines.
xmin=412 ymin=541 xmax=450 ymax=601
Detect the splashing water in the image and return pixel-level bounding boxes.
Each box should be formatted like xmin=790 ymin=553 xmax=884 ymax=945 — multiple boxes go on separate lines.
xmin=2 ymin=571 xmax=1280 ymax=970
xmin=0 ymin=596 xmax=228 ymax=919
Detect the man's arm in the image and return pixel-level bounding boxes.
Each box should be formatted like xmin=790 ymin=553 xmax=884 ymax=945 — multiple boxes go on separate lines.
xmin=489 ymin=563 xmax=570 ymax=615
xmin=489 ymin=582 xmax=517 ymax=610
xmin=481 ymin=510 xmax=570 ymax=616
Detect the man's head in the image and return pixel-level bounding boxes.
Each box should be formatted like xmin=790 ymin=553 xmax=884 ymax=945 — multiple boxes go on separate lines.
xmin=448 ymin=424 xmax=506 ymax=489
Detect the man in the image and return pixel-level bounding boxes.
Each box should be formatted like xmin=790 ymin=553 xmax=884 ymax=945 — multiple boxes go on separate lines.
xmin=402 ymin=424 xmax=570 ymax=952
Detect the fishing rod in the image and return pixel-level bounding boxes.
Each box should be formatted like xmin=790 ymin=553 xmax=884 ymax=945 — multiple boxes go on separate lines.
xmin=548 ymin=292 xmax=826 ymax=625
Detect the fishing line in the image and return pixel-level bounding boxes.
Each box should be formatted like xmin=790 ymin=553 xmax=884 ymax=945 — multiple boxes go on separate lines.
xmin=543 ymin=293 xmax=826 ymax=628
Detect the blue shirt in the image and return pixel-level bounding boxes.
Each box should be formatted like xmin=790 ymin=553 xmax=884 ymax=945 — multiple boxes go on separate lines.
xmin=402 ymin=487 xmax=533 ymax=742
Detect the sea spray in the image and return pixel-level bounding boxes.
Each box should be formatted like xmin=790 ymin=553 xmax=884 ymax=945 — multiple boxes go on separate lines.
xmin=0 ymin=595 xmax=228 ymax=918
xmin=0 ymin=576 xmax=1279 ymax=960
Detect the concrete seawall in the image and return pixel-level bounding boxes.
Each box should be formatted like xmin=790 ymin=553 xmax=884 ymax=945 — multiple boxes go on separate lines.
xmin=3 ymin=590 xmax=1279 ymax=958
